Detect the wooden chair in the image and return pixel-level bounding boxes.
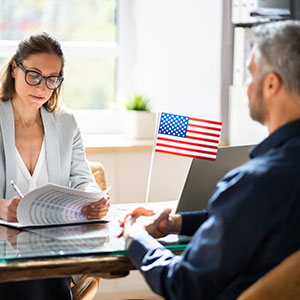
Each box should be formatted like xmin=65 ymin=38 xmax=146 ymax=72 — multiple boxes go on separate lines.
xmin=71 ymin=162 xmax=107 ymax=300
xmin=89 ymin=162 xmax=107 ymax=191
xmin=237 ymin=250 xmax=300 ymax=300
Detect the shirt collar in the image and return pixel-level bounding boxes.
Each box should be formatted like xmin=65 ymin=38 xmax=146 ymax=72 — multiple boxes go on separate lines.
xmin=250 ymin=119 xmax=300 ymax=158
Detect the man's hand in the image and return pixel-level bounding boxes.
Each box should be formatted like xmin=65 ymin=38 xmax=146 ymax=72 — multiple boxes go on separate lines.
xmin=0 ymin=197 xmax=21 ymax=222
xmin=119 ymin=207 xmax=182 ymax=239
xmin=81 ymin=195 xmax=110 ymax=219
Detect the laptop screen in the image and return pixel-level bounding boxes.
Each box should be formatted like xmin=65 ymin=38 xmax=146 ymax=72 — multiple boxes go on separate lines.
xmin=176 ymin=144 xmax=254 ymax=213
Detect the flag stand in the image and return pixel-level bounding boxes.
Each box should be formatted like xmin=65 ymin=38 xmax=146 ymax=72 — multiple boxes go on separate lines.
xmin=144 ymin=112 xmax=222 ymax=204
xmin=145 ymin=112 xmax=161 ymax=205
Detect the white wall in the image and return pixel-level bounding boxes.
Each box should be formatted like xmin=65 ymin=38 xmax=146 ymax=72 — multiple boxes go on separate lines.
xmin=86 ymin=148 xmax=192 ymax=204
xmin=104 ymin=0 xmax=226 ymax=205
xmin=122 ymin=0 xmax=224 ymax=121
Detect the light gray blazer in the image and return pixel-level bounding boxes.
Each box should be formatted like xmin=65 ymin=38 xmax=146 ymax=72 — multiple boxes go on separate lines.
xmin=0 ymin=100 xmax=100 ymax=199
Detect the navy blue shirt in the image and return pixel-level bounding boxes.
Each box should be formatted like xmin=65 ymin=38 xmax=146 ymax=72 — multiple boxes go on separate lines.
xmin=128 ymin=119 xmax=300 ymax=300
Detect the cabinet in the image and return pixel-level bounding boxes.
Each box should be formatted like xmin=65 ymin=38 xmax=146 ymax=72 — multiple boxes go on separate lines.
xmin=229 ymin=0 xmax=290 ymax=145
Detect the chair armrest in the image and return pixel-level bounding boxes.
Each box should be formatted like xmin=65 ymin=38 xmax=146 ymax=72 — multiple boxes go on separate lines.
xmin=89 ymin=162 xmax=107 ymax=190
xmin=238 ymin=250 xmax=300 ymax=300
xmin=71 ymin=161 xmax=107 ymax=300
xmin=71 ymin=274 xmax=100 ymax=300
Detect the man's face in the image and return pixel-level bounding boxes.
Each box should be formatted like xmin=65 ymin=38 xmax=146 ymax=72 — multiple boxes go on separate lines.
xmin=246 ymin=53 xmax=268 ymax=125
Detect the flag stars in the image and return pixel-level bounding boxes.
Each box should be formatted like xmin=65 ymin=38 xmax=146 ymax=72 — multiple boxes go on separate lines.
xmin=158 ymin=113 xmax=189 ymax=137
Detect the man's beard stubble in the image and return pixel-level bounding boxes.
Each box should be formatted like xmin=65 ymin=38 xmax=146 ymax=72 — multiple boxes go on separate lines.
xmin=249 ymin=81 xmax=267 ymax=125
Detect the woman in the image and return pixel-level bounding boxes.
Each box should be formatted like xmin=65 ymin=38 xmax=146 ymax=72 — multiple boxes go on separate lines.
xmin=0 ymin=32 xmax=109 ymax=299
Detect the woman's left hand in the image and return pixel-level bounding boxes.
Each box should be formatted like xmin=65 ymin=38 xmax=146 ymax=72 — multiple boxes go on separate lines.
xmin=81 ymin=195 xmax=110 ymax=219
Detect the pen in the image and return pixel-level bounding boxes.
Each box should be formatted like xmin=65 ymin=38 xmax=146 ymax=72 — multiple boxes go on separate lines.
xmin=9 ymin=180 xmax=24 ymax=199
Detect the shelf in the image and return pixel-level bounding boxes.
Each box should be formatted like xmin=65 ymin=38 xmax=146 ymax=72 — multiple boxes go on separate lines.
xmin=83 ymin=134 xmax=154 ymax=153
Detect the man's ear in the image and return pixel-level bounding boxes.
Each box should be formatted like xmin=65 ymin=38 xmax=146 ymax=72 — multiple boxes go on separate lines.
xmin=11 ymin=60 xmax=17 ymax=78
xmin=263 ymin=72 xmax=281 ymax=99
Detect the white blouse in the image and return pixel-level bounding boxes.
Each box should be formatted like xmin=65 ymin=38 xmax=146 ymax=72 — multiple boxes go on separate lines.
xmin=15 ymin=139 xmax=49 ymax=196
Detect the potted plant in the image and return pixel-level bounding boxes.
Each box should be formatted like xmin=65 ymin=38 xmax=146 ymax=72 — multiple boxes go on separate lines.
xmin=123 ymin=94 xmax=156 ymax=140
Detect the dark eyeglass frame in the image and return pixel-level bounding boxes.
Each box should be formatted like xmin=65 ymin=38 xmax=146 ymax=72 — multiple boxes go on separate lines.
xmin=17 ymin=63 xmax=64 ymax=90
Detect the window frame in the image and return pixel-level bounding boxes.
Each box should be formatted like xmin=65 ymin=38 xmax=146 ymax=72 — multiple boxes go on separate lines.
xmin=0 ymin=0 xmax=135 ymax=135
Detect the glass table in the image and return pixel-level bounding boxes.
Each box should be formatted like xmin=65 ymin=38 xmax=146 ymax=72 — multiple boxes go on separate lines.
xmin=0 ymin=202 xmax=188 ymax=283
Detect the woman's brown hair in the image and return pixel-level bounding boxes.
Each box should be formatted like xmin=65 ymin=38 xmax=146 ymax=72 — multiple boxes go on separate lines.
xmin=0 ymin=32 xmax=65 ymax=112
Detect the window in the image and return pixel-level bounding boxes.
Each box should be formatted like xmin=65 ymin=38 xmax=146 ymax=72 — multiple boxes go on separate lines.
xmin=0 ymin=0 xmax=123 ymax=133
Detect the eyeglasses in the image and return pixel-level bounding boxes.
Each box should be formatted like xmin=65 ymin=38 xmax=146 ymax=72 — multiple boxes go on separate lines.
xmin=17 ymin=63 xmax=64 ymax=90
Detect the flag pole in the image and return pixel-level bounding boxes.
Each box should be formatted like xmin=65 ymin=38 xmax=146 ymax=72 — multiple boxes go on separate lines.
xmin=145 ymin=112 xmax=161 ymax=205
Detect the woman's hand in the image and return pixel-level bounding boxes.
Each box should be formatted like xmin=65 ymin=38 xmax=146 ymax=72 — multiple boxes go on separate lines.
xmin=81 ymin=195 xmax=110 ymax=219
xmin=0 ymin=226 xmax=20 ymax=250
xmin=0 ymin=197 xmax=21 ymax=222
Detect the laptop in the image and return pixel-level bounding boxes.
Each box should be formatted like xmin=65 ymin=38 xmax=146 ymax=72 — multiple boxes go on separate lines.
xmin=176 ymin=144 xmax=254 ymax=213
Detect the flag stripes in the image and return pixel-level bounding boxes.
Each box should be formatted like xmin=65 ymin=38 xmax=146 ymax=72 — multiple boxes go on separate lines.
xmin=186 ymin=129 xmax=221 ymax=138
xmin=156 ymin=137 xmax=219 ymax=150
xmin=156 ymin=143 xmax=217 ymax=155
xmin=188 ymin=123 xmax=222 ymax=131
xmin=155 ymin=149 xmax=217 ymax=161
xmin=189 ymin=117 xmax=222 ymax=126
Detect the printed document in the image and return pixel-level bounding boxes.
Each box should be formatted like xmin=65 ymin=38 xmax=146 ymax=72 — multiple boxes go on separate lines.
xmin=0 ymin=184 xmax=111 ymax=228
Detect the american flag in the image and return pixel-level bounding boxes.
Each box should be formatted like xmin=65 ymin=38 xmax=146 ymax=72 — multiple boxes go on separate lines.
xmin=155 ymin=112 xmax=222 ymax=161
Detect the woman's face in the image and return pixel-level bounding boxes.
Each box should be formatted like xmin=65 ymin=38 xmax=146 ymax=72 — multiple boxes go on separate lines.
xmin=11 ymin=53 xmax=62 ymax=110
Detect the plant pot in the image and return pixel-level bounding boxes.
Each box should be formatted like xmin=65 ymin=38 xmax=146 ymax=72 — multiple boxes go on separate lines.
xmin=122 ymin=110 xmax=156 ymax=140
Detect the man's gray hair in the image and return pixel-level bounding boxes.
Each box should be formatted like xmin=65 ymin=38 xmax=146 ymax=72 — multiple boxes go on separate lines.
xmin=250 ymin=20 xmax=300 ymax=97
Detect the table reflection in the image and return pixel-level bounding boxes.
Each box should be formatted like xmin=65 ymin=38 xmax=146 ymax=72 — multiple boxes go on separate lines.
xmin=0 ymin=222 xmax=125 ymax=261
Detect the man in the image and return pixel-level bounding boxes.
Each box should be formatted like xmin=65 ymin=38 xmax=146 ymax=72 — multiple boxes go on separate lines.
xmin=120 ymin=20 xmax=300 ymax=300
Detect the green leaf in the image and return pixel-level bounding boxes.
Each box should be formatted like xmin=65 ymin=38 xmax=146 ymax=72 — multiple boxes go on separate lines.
xmin=126 ymin=94 xmax=151 ymax=112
